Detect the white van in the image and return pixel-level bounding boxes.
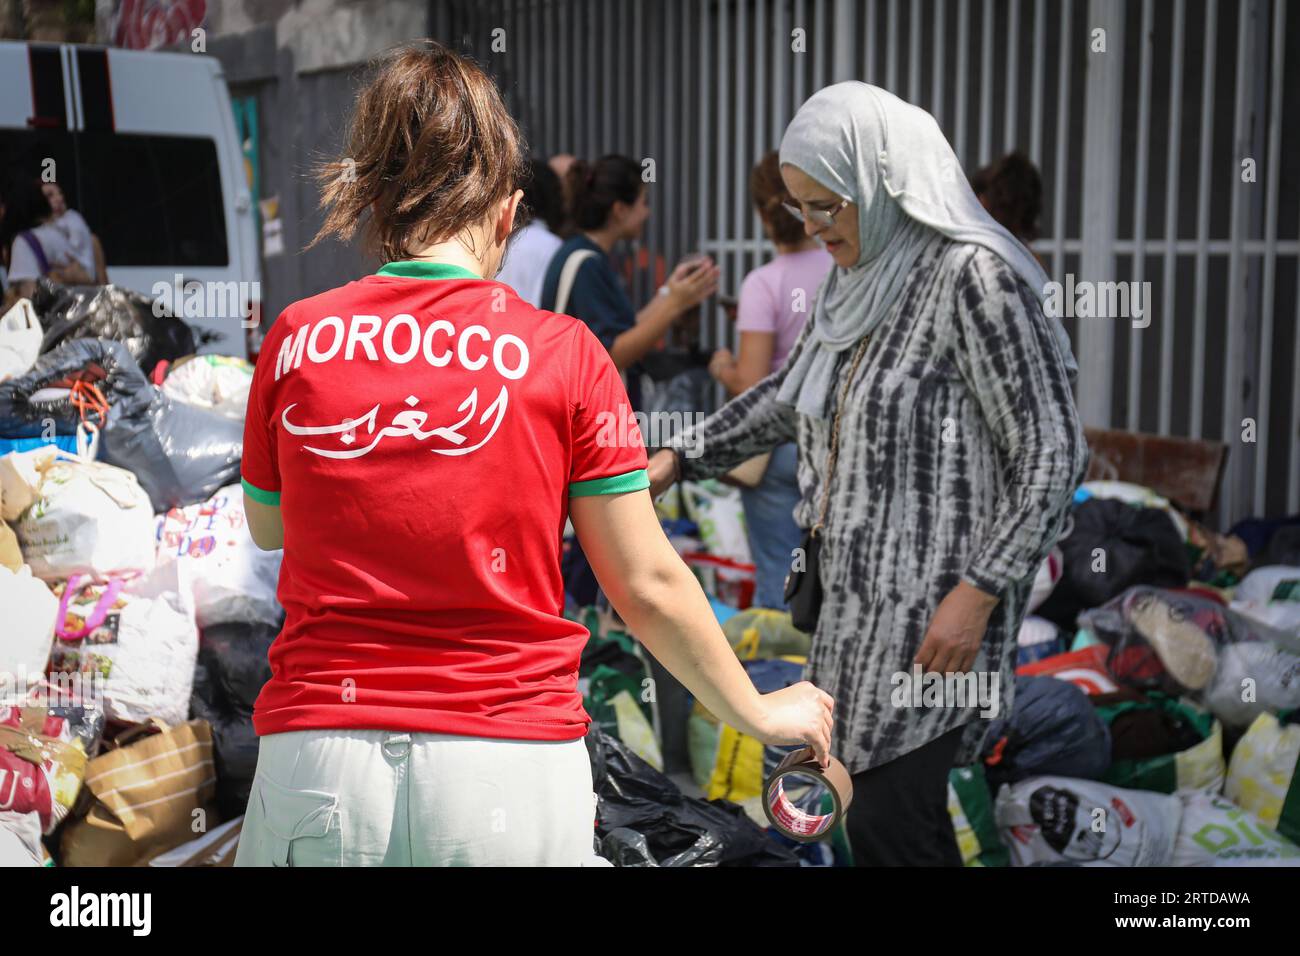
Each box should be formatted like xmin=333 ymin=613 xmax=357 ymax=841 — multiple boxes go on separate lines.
xmin=0 ymin=42 xmax=258 ymax=357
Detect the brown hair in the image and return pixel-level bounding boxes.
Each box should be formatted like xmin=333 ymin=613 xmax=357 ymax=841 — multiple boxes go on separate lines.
xmin=564 ymin=155 xmax=644 ymax=231
xmin=750 ymin=151 xmax=803 ymax=247
xmin=310 ymin=41 xmax=527 ymax=262
xmin=969 ymin=151 xmax=1042 ymax=242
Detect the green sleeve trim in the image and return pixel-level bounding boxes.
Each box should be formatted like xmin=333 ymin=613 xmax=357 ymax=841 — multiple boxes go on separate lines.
xmin=569 ymin=468 xmax=650 ymax=498
xmin=241 ymin=477 xmax=281 ymax=506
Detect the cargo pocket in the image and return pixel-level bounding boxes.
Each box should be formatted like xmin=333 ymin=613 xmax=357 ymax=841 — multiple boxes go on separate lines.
xmin=249 ymin=773 xmax=342 ymax=867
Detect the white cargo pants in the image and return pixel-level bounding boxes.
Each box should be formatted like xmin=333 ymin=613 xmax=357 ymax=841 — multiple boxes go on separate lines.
xmin=233 ymin=729 xmax=602 ymax=867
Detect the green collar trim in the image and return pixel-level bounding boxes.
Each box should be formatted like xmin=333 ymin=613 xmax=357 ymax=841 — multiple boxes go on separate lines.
xmin=376 ymin=261 xmax=483 ymax=281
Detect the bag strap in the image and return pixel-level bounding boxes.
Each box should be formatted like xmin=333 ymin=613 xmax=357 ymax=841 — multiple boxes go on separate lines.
xmin=553 ymin=249 xmax=598 ymax=315
xmin=54 ymin=573 xmax=127 ymax=642
xmin=811 ymin=336 xmax=872 ymax=536
xmin=18 ymin=231 xmax=49 ymax=276
xmin=110 ymin=716 xmax=170 ymax=750
xmin=0 ymin=297 xmax=39 ymax=332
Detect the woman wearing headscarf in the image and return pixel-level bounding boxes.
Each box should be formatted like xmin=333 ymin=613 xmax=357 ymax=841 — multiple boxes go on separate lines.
xmin=649 ymin=82 xmax=1088 ymax=866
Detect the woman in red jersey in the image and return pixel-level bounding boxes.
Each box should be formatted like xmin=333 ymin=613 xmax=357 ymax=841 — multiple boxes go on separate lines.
xmin=233 ymin=41 xmax=832 ymax=867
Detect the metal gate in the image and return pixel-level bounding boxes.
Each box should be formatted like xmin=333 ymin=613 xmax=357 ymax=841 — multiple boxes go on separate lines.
xmin=446 ymin=0 xmax=1299 ymax=526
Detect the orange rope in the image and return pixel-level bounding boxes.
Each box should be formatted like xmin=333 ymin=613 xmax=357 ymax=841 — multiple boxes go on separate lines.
xmin=67 ymin=380 xmax=110 ymax=425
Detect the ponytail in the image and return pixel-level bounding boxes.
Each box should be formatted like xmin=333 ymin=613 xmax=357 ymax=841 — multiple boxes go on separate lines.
xmin=566 ymin=155 xmax=643 ymax=231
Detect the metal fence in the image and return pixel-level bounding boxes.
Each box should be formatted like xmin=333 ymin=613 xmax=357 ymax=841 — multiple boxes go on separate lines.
xmin=445 ymin=0 xmax=1299 ymax=527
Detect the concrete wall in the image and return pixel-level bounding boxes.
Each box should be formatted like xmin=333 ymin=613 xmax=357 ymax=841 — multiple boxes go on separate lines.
xmin=204 ymin=0 xmax=434 ymax=323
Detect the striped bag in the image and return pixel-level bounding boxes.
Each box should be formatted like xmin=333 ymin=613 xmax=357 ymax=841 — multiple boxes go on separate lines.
xmin=59 ymin=718 xmax=219 ymax=867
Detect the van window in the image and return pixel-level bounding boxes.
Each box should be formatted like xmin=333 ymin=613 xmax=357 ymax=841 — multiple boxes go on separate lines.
xmin=75 ymin=132 xmax=229 ymax=267
xmin=0 ymin=128 xmax=78 ymax=218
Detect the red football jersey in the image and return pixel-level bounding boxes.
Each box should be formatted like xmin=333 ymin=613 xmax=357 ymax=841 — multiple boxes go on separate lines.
xmin=241 ymin=261 xmax=648 ymax=740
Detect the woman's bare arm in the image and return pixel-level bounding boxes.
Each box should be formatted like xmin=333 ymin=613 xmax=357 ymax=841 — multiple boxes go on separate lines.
xmin=570 ymin=487 xmax=833 ymax=761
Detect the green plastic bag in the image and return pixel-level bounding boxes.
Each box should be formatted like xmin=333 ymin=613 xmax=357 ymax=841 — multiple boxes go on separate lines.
xmin=947 ymin=765 xmax=1009 ymax=867
xmin=570 ymin=606 xmax=660 ymax=763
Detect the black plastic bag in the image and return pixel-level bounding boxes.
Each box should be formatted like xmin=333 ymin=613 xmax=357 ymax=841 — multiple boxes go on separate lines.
xmin=1035 ymin=498 xmax=1191 ymax=631
xmin=189 ymin=620 xmax=278 ymax=819
xmin=99 ymin=383 xmax=243 ymax=511
xmin=981 ymin=676 xmax=1112 ymax=789
xmin=33 ymin=279 xmax=205 ymax=379
xmin=600 ymin=827 xmax=661 ymax=866
xmin=0 ymin=338 xmax=152 ymax=437
xmin=585 ymin=725 xmax=799 ymax=866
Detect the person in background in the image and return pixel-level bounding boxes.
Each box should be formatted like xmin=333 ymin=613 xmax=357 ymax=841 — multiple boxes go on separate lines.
xmin=548 ymin=153 xmax=577 ymax=235
xmin=539 ymin=154 xmax=718 ymax=408
xmin=1 ymin=178 xmax=92 ymax=308
xmin=548 ymin=153 xmax=576 ymax=182
xmin=709 ymin=150 xmax=832 ymax=610
xmin=648 ymin=82 xmax=1086 ymax=866
xmin=41 ymin=182 xmax=107 ymax=285
xmin=495 ymin=159 xmax=565 ymax=307
xmin=970 ymin=151 xmax=1043 ymax=260
xmin=235 ymin=41 xmax=832 ymax=867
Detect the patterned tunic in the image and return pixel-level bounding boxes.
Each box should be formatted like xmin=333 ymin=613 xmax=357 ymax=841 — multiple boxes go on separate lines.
xmin=672 ymin=235 xmax=1089 ymax=774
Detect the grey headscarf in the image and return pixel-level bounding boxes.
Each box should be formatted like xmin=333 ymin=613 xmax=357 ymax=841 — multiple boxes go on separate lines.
xmin=775 ymin=81 xmax=1078 ymax=419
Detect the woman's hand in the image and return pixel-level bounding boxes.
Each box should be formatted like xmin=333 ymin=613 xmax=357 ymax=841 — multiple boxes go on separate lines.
xmin=647 ymin=448 xmax=678 ymax=497
xmin=749 ymin=681 xmax=835 ymax=768
xmin=666 ymin=256 xmax=720 ymax=310
xmin=49 ymin=262 xmax=93 ymax=285
xmin=914 ymin=580 xmax=1000 ymax=674
xmin=708 ymin=347 xmax=735 ymax=381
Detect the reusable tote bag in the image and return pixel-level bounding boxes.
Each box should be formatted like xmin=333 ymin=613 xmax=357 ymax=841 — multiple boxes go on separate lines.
xmin=60 ymin=718 xmax=218 ymax=867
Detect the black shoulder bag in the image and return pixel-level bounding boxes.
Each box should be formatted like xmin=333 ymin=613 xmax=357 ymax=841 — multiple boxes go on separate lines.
xmin=783 ymin=337 xmax=872 ymax=633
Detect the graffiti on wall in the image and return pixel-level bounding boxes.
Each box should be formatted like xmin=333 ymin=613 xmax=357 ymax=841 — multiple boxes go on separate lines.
xmin=109 ymin=0 xmax=207 ymax=50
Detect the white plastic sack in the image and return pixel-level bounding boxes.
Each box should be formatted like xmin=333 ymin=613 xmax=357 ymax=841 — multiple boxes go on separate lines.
xmin=0 ymin=444 xmax=58 ymax=522
xmin=1231 ymin=565 xmax=1300 ymax=636
xmin=1028 ymin=548 xmax=1063 ymax=613
xmin=1202 ymin=641 xmax=1300 ymax=730
xmin=154 ymin=484 xmax=281 ymax=628
xmin=0 ymin=564 xmax=58 ymax=683
xmin=47 ymin=562 xmax=197 ymax=726
xmin=0 ymin=299 xmax=42 ymax=383
xmin=1018 ymin=615 xmax=1059 ymax=648
xmin=146 ymin=815 xmax=243 ymax=867
xmin=681 ymin=480 xmax=751 ymax=564
xmin=1171 ymin=791 xmax=1300 ymax=866
xmin=995 ymin=776 xmax=1181 ymax=866
xmin=161 ymin=354 xmax=253 ymax=420
xmin=0 ymin=811 xmax=45 ymax=866
xmin=1232 ymin=601 xmax=1300 ymax=635
xmin=1235 ymin=566 xmax=1300 ymax=604
xmin=12 ymin=451 xmax=155 ymax=581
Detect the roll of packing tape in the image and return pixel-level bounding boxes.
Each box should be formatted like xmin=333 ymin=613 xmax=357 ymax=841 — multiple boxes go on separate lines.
xmin=762 ymin=747 xmax=853 ymax=842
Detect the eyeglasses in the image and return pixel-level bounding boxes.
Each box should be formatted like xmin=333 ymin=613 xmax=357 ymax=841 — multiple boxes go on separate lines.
xmin=782 ymin=196 xmax=851 ymax=230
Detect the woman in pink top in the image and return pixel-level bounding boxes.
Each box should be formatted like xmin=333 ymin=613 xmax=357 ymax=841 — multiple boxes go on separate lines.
xmin=709 ymin=152 xmax=832 ymax=608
